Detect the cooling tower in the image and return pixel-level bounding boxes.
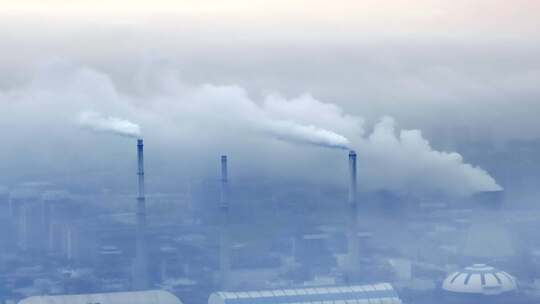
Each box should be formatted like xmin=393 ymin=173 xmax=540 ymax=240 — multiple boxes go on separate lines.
xmin=133 ymin=139 xmax=148 ymax=290
xmin=219 ymin=155 xmax=231 ymax=289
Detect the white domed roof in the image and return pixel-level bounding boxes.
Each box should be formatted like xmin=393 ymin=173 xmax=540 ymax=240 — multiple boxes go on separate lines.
xmin=442 ymin=264 xmax=517 ymax=296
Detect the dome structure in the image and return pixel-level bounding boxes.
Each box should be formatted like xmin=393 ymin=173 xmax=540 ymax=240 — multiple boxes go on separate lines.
xmin=442 ymin=264 xmax=517 ymax=296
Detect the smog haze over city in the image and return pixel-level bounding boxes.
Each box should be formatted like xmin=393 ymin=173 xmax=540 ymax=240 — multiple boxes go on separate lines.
xmin=1 ymin=1 xmax=539 ymax=304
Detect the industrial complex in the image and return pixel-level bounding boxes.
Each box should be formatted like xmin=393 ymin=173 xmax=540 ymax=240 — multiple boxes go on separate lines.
xmin=1 ymin=139 xmax=539 ymax=304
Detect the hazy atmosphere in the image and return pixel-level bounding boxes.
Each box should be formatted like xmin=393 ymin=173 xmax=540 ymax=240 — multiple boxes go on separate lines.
xmin=0 ymin=1 xmax=539 ymax=304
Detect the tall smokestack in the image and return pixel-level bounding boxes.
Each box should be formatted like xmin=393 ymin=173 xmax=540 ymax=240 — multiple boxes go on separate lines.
xmin=346 ymin=150 xmax=360 ymax=281
xmin=220 ymin=155 xmax=229 ymax=211
xmin=219 ymin=155 xmax=231 ymax=289
xmin=349 ymin=151 xmax=358 ymax=204
xmin=133 ymin=139 xmax=148 ymax=290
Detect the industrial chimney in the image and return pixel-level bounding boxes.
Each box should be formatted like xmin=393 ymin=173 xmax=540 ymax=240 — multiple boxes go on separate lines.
xmin=219 ymin=155 xmax=231 ymax=289
xmin=346 ymin=150 xmax=360 ymax=281
xmin=133 ymin=139 xmax=148 ymax=290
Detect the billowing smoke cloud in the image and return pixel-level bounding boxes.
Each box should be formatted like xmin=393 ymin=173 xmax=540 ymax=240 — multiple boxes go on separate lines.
xmin=77 ymin=111 xmax=141 ymax=138
xmin=358 ymin=117 xmax=502 ymax=196
xmin=148 ymin=82 xmax=351 ymax=150
xmin=0 ymin=61 xmax=501 ymax=196
xmin=259 ymin=94 xmax=358 ymax=149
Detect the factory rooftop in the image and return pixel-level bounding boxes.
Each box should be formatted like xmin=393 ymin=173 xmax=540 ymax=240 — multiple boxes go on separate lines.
xmin=18 ymin=290 xmax=183 ymax=304
xmin=209 ymin=283 xmax=402 ymax=304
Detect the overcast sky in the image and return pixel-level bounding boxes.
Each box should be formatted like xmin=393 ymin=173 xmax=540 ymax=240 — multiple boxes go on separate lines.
xmin=0 ymin=1 xmax=538 ymax=196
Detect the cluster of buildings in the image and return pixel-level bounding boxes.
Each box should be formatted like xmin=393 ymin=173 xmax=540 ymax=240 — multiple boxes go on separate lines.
xmin=1 ymin=139 xmax=540 ymax=304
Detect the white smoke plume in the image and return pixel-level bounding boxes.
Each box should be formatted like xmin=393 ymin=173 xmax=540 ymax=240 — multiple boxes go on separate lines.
xmin=157 ymin=83 xmax=351 ymax=150
xmin=358 ymin=117 xmax=502 ymax=196
xmin=0 ymin=61 xmax=502 ymax=196
xmin=259 ymin=94 xmax=357 ymax=149
xmin=77 ymin=111 xmax=141 ymax=138
xmin=260 ymin=119 xmax=350 ymax=149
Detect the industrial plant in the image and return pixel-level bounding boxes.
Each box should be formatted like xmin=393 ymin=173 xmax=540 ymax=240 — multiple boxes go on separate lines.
xmin=0 ymin=134 xmax=539 ymax=304
xmin=2 ymin=0 xmax=540 ymax=302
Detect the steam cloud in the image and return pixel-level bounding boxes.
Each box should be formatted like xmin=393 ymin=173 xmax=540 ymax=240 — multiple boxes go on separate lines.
xmin=0 ymin=61 xmax=502 ymax=196
xmin=78 ymin=111 xmax=141 ymax=138
xmin=359 ymin=117 xmax=502 ymax=195
xmin=259 ymin=94 xmax=356 ymax=150
xmin=261 ymin=120 xmax=350 ymax=149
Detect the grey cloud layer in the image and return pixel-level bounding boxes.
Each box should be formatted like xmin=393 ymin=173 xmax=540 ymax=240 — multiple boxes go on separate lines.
xmin=0 ymin=15 xmax=539 ymax=143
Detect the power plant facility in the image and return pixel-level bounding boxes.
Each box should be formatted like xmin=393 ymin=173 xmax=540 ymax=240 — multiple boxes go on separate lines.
xmin=1 ymin=124 xmax=540 ymax=304
xmin=4 ymin=1 xmax=540 ymax=303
